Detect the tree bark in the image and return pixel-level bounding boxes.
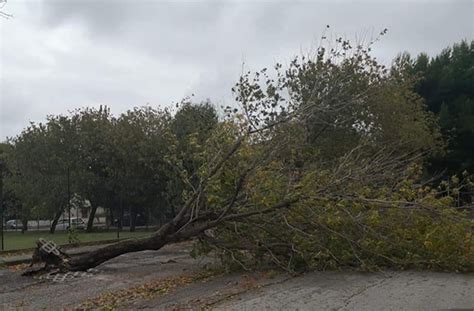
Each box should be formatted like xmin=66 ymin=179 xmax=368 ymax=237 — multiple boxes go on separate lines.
xmin=86 ymin=201 xmax=98 ymax=232
xmin=68 ymin=235 xmax=167 ymax=271
xmin=49 ymin=209 xmax=62 ymax=234
xmin=67 ymin=219 xmax=213 ymax=271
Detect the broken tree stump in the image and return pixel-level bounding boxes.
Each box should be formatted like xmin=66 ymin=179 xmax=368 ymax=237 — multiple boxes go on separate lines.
xmin=22 ymin=238 xmax=70 ymax=276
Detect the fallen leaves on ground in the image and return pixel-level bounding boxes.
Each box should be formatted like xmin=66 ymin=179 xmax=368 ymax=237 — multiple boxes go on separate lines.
xmin=77 ymin=269 xmax=222 ymax=311
xmin=170 ymin=271 xmax=282 ymax=310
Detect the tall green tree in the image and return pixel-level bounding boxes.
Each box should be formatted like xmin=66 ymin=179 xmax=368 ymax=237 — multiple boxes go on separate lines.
xmin=44 ymin=115 xmax=80 ymax=232
xmin=6 ymin=115 xmax=80 ymax=233
xmin=73 ymin=106 xmax=115 ymax=232
xmin=411 ymin=40 xmax=474 ymax=175
xmin=168 ymin=101 xmax=219 ymax=214
xmin=113 ymin=107 xmax=175 ymax=231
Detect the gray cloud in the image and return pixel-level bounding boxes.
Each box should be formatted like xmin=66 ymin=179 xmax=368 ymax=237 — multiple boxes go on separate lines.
xmin=1 ymin=0 xmax=473 ymax=140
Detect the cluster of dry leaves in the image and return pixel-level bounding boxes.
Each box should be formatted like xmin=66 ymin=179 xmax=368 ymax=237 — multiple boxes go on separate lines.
xmin=77 ymin=269 xmax=220 ymax=310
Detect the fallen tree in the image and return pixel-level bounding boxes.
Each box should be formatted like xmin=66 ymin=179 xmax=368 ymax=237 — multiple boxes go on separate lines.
xmin=24 ymin=33 xmax=473 ymax=274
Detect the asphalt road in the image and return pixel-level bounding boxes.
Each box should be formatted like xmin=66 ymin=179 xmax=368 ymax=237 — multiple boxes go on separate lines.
xmin=214 ymin=271 xmax=474 ymax=311
xmin=0 ymin=243 xmax=472 ymax=310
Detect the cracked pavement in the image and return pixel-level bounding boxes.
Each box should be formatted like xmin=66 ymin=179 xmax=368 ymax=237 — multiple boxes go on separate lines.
xmin=214 ymin=270 xmax=473 ymax=311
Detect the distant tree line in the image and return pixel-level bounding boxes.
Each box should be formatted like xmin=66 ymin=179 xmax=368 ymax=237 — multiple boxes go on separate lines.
xmin=0 ymin=102 xmax=218 ymax=233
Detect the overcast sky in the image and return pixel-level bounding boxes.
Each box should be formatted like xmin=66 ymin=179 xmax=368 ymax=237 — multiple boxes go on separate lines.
xmin=0 ymin=0 xmax=472 ymax=140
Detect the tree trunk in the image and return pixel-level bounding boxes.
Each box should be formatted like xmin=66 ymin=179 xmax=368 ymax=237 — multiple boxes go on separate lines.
xmin=118 ymin=203 xmax=124 ymax=230
xmin=67 ymin=220 xmax=211 ymax=271
xmin=49 ymin=209 xmax=62 ymax=234
xmin=21 ymin=218 xmax=28 ymax=233
xmin=107 ymin=205 xmax=113 ymax=228
xmin=86 ymin=201 xmax=98 ymax=232
xmin=68 ymin=235 xmax=167 ymax=271
xmin=130 ymin=206 xmax=137 ymax=232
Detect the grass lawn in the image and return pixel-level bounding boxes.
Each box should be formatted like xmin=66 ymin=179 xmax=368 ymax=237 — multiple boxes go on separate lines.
xmin=1 ymin=229 xmax=153 ymax=251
